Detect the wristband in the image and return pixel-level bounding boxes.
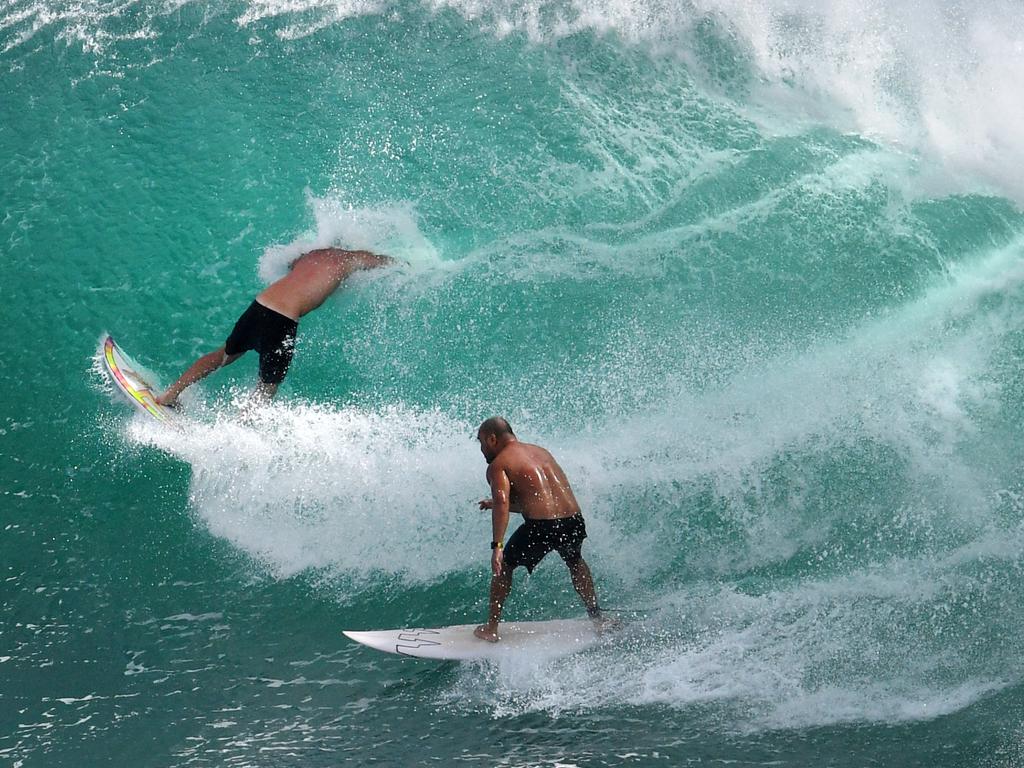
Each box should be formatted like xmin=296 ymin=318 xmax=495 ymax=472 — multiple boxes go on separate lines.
xmin=490 ymin=541 xmax=503 ymax=550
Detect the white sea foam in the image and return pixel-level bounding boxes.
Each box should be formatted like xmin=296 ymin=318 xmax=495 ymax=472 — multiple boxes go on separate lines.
xmin=234 ymin=0 xmax=386 ymax=37
xmin=258 ymin=192 xmax=445 ymax=283
xmin=690 ymin=0 xmax=1024 ymax=204
xmin=131 ymin=401 xmax=481 ymax=581
xmin=0 ymin=0 xmax=175 ymax=57
xmin=415 ymin=0 xmax=1024 ymax=201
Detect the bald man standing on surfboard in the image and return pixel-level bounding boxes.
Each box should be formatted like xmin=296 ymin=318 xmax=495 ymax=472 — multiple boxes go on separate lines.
xmin=157 ymin=247 xmax=392 ymax=406
xmin=474 ymin=417 xmax=612 ymax=642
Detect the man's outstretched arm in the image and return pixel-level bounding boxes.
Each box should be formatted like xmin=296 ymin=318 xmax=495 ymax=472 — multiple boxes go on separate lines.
xmin=356 ymin=251 xmax=396 ymax=269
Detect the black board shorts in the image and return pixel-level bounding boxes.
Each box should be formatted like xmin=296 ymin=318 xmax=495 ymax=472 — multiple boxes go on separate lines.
xmin=503 ymin=513 xmax=588 ymax=574
xmin=224 ymin=300 xmax=298 ymax=385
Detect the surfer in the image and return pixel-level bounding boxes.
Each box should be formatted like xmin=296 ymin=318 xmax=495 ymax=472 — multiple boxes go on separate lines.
xmin=474 ymin=417 xmax=608 ymax=642
xmin=156 ymin=248 xmax=391 ymax=406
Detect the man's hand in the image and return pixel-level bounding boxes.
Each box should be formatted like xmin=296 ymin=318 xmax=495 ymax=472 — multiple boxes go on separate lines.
xmin=479 ymin=498 xmax=493 ymax=510
xmin=490 ymin=547 xmax=503 ymax=576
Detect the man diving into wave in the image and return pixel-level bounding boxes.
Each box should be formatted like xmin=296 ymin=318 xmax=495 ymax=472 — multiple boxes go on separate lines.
xmin=474 ymin=417 xmax=612 ymax=642
xmin=157 ymin=248 xmax=392 ymax=406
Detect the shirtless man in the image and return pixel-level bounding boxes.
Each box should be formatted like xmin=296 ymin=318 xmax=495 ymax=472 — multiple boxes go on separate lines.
xmin=157 ymin=248 xmax=391 ymax=406
xmin=474 ymin=416 xmax=607 ymax=642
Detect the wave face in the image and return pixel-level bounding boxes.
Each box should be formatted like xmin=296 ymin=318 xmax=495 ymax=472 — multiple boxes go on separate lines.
xmin=4 ymin=1 xmax=1024 ymax=765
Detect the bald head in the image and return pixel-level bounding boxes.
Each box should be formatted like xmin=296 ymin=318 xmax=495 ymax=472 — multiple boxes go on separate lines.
xmin=478 ymin=417 xmax=515 ymax=439
xmin=476 ymin=417 xmax=516 ymax=463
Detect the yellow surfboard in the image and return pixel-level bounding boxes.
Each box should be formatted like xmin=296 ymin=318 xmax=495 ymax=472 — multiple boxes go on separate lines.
xmin=101 ymin=335 xmax=176 ymax=424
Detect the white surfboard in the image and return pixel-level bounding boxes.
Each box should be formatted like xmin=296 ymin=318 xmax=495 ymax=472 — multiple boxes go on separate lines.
xmin=343 ymin=618 xmax=602 ymax=661
xmin=100 ymin=335 xmax=177 ymax=425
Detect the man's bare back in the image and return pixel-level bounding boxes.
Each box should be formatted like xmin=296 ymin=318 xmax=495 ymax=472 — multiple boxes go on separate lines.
xmin=257 ymin=249 xmax=391 ymax=321
xmin=486 ymin=441 xmax=582 ymax=521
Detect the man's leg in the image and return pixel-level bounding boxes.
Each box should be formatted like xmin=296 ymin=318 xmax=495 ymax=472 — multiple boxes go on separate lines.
xmin=254 ymin=380 xmax=279 ymax=401
xmin=566 ymin=557 xmax=600 ymax=616
xmin=158 ymin=347 xmax=241 ymax=406
xmin=474 ymin=566 xmax=513 ymax=642
xmin=255 ymin=333 xmax=294 ymax=402
xmin=567 ymin=557 xmax=619 ymax=631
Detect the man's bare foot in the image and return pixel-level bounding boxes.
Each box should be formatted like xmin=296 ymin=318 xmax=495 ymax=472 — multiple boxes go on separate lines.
xmin=156 ymin=393 xmax=178 ymax=408
xmin=474 ymin=624 xmax=500 ymax=643
xmin=591 ymin=614 xmax=623 ymax=635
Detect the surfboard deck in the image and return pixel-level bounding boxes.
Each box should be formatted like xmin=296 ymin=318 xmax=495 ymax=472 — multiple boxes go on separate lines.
xmin=101 ymin=335 xmax=176 ymax=425
xmin=343 ymin=618 xmax=603 ymax=660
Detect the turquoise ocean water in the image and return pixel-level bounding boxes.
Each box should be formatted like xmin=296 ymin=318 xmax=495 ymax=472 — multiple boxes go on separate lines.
xmin=4 ymin=1 xmax=1024 ymax=764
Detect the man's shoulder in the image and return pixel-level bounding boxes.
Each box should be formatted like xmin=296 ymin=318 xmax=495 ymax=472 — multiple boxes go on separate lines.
xmin=488 ymin=447 xmax=523 ymax=476
xmin=486 ymin=457 xmax=510 ymax=478
xmin=499 ymin=445 xmax=550 ymax=475
xmin=488 ymin=453 xmax=512 ymax=472
xmin=518 ymin=441 xmax=554 ymax=461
